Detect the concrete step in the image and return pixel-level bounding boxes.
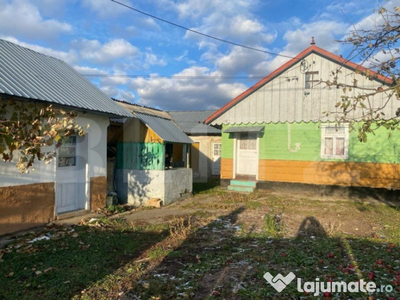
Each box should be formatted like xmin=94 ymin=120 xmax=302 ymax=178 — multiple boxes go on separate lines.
xmin=227 ymin=185 xmax=255 ymax=193
xmin=230 ymin=180 xmax=257 ymax=188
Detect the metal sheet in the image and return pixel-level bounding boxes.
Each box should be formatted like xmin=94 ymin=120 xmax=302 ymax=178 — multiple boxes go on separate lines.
xmin=0 ymin=39 xmax=132 ymax=117
xmin=224 ymin=126 xmax=264 ymax=133
xmin=135 ymin=112 xmax=193 ymax=144
xmin=169 ymin=111 xmax=221 ymax=135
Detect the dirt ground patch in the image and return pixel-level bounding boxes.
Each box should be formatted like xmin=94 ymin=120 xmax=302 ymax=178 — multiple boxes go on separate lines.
xmin=124 ymin=188 xmax=399 ymax=239
xmin=1 ymin=187 xmax=400 ymax=299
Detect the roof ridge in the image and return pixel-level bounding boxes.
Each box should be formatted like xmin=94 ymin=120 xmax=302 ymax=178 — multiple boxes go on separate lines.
xmin=205 ymin=44 xmax=392 ymax=124
xmin=112 ymin=98 xmax=163 ymax=112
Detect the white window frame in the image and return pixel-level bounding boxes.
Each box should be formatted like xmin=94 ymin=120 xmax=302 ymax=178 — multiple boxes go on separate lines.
xmin=211 ymin=142 xmax=221 ymax=176
xmin=320 ymin=124 xmax=349 ymax=159
xmin=212 ymin=142 xmax=222 ymax=157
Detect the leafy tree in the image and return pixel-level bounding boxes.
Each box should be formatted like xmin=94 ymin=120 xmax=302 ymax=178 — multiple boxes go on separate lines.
xmin=325 ymin=6 xmax=400 ymax=142
xmin=0 ymin=98 xmax=85 ymax=173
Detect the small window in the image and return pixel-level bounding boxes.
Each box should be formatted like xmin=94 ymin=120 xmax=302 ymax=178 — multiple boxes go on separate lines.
xmin=238 ymin=132 xmax=257 ymax=150
xmin=321 ymin=124 xmax=349 ymax=159
xmin=305 ymin=71 xmax=319 ymax=89
xmin=58 ymin=136 xmax=77 ymax=167
xmin=213 ymin=143 xmax=221 ymax=156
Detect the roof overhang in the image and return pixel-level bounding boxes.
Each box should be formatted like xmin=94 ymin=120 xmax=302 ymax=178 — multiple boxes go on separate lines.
xmin=224 ymin=126 xmax=264 ymax=133
xmin=135 ymin=112 xmax=193 ymax=144
xmin=205 ymin=45 xmax=393 ymax=125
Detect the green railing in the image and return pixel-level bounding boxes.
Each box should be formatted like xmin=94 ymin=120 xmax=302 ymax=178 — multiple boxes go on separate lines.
xmin=116 ymin=142 xmax=164 ymax=170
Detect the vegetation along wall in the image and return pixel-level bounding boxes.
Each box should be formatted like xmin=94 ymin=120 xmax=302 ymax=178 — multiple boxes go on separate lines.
xmin=221 ymin=122 xmax=400 ymax=189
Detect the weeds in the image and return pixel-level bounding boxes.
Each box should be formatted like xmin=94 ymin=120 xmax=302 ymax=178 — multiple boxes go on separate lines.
xmin=168 ymin=216 xmax=192 ymax=240
xmin=263 ymin=213 xmax=283 ymax=237
xmin=2 ymin=191 xmax=400 ymax=299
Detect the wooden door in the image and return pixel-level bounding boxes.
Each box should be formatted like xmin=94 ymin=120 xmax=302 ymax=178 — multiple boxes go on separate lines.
xmin=55 ymin=136 xmax=88 ymax=214
xmin=235 ymin=132 xmax=258 ymax=178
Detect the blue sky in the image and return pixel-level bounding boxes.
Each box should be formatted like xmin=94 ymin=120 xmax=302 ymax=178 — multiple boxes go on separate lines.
xmin=1 ymin=0 xmax=398 ymax=111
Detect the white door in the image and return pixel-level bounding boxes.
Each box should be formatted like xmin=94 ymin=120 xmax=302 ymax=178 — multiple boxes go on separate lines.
xmin=236 ymin=132 xmax=258 ymax=178
xmin=211 ymin=143 xmax=221 ymax=175
xmin=55 ymin=136 xmax=88 ymax=214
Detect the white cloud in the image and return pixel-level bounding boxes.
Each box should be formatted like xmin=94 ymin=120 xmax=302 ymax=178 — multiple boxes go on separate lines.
xmin=211 ymin=46 xmax=269 ymax=78
xmin=348 ymin=0 xmax=400 ymax=33
xmin=73 ymin=65 xmax=108 ymax=76
xmin=100 ymin=71 xmax=131 ymax=86
xmin=100 ymin=85 xmax=119 ymax=98
xmin=175 ymin=0 xmax=256 ymax=20
xmin=185 ymin=12 xmax=276 ymax=47
xmin=73 ymin=38 xmax=139 ymax=64
xmin=283 ymin=21 xmax=347 ymax=54
xmin=144 ymin=51 xmax=167 ymax=69
xmin=0 ymin=0 xmax=72 ymax=41
xmin=118 ymin=90 xmax=136 ymax=102
xmin=175 ymin=50 xmax=196 ymax=65
xmin=130 ymin=66 xmax=247 ymax=110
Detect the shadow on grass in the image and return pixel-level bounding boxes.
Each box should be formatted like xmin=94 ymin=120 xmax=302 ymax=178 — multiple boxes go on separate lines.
xmin=2 ymin=205 xmax=400 ymax=299
xmin=192 ymin=179 xmax=221 ymax=195
xmin=122 ymin=210 xmax=400 ymax=299
xmin=0 ymin=221 xmax=169 ymax=300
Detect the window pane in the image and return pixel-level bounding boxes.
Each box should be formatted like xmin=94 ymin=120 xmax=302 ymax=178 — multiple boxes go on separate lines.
xmin=59 ymin=146 xmax=75 ymax=157
xmin=240 ymin=139 xmax=247 ymax=150
xmin=336 ymin=138 xmax=345 ymax=156
xmin=248 ymin=139 xmax=256 ymax=150
xmin=324 ymin=138 xmax=333 ymax=155
xmin=305 ymin=74 xmax=311 ymax=89
xmin=63 ymin=136 xmax=76 ymax=144
xmin=58 ymin=136 xmax=77 ymax=167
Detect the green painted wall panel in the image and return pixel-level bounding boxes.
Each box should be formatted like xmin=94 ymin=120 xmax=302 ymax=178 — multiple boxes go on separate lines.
xmin=348 ymin=127 xmax=400 ymax=163
xmin=221 ymin=122 xmax=400 ymax=164
xmin=117 ymin=142 xmax=164 ymax=170
xmin=221 ymin=127 xmax=234 ymax=159
xmin=259 ymin=123 xmax=320 ymax=161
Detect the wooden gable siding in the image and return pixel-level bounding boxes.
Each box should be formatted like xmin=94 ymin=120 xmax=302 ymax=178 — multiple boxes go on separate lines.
xmin=119 ymin=118 xmax=163 ymax=143
xmin=211 ymin=52 xmax=388 ymax=125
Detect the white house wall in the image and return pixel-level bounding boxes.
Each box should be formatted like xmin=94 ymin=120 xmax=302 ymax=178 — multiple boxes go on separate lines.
xmin=115 ymin=168 xmax=193 ymax=206
xmin=0 ymin=112 xmax=110 ymax=235
xmin=212 ymin=52 xmax=390 ymax=125
xmin=76 ymin=114 xmax=109 ymax=179
xmin=0 ymin=114 xmax=109 ymax=187
xmin=190 ymin=136 xmax=222 ymax=182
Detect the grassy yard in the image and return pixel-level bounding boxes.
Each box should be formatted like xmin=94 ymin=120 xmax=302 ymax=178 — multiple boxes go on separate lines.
xmin=1 ymin=188 xmax=400 ymax=299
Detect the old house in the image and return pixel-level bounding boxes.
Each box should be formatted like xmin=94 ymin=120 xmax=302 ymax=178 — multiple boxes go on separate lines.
xmin=0 ymin=39 xmax=132 ymax=235
xmin=205 ymin=42 xmax=398 ymax=192
xmin=108 ymin=100 xmax=193 ymax=206
xmin=169 ymin=111 xmax=221 ymax=182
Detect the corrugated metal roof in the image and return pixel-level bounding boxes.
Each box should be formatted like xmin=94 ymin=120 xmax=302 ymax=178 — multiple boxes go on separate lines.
xmin=168 ymin=111 xmax=221 ymax=135
xmin=115 ymin=99 xmax=171 ymax=119
xmin=224 ymin=126 xmax=264 ymax=133
xmin=135 ymin=112 xmax=193 ymax=144
xmin=0 ymin=39 xmax=132 ymax=117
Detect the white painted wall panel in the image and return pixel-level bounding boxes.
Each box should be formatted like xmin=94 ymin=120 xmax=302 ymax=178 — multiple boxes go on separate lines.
xmin=0 ymin=113 xmax=109 ymax=187
xmin=211 ymin=52 xmax=389 ymax=125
